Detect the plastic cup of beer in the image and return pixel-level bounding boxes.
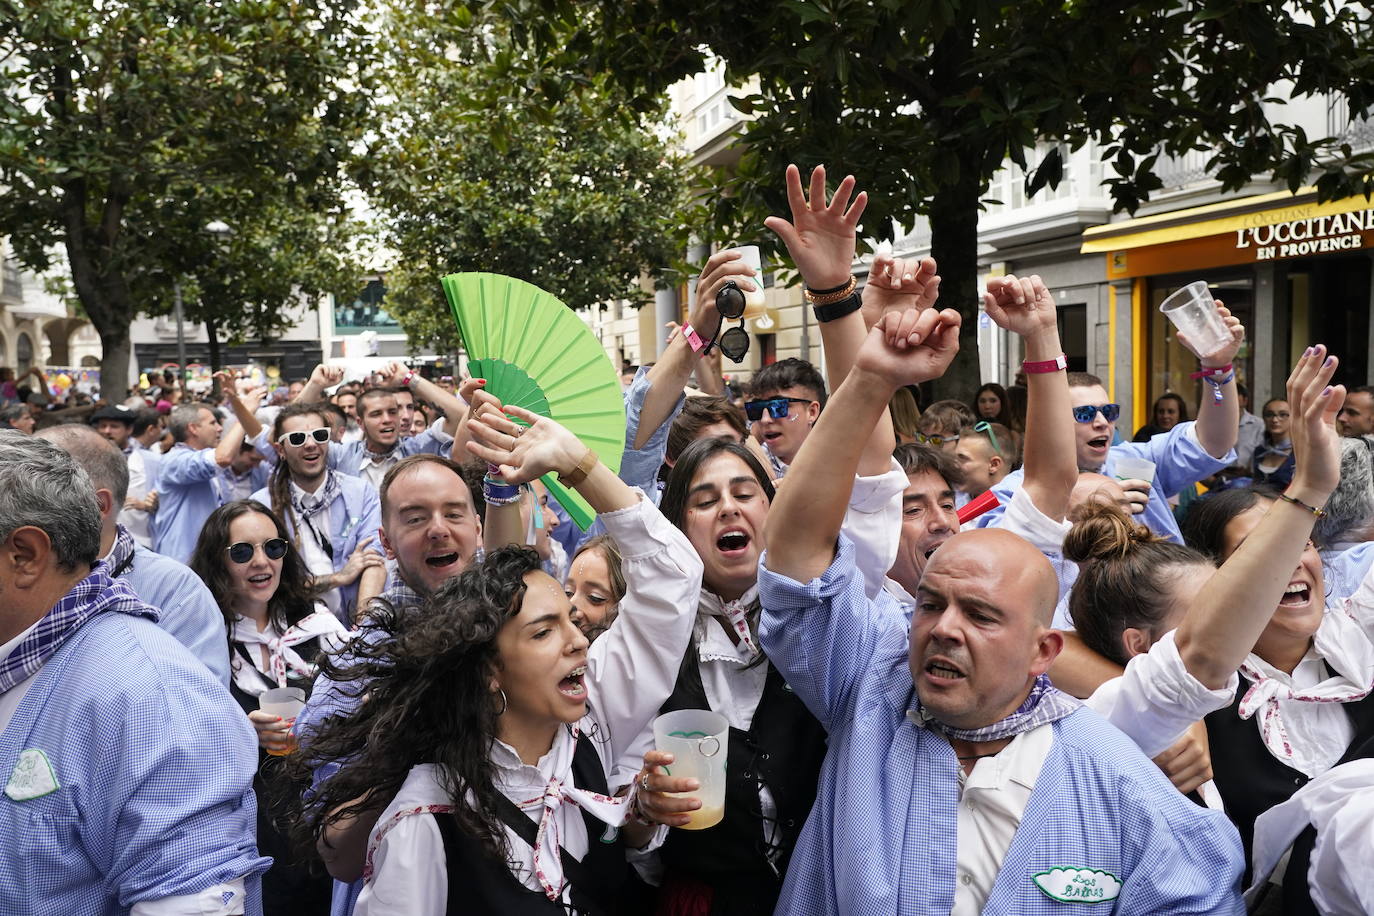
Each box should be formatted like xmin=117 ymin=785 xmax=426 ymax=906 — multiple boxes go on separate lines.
xmin=259 ymin=686 xmax=306 ymax=757
xmin=1159 ymin=281 xmax=1231 ymax=357
xmin=653 ymin=709 xmax=728 ymax=830
xmin=1114 ymin=455 xmax=1157 ymax=483
xmin=721 ymin=245 xmax=767 ymax=311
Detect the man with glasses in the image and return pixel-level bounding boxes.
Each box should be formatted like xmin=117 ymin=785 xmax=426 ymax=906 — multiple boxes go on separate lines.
xmin=251 ymin=403 xmax=385 ymax=623
xmin=978 ymin=364 xmax=1242 ymax=543
xmin=746 ymin=357 xmax=827 ymax=477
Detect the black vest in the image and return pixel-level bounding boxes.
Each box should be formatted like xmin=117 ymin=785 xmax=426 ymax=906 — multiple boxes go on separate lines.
xmin=656 ymin=639 xmax=828 ymax=911
xmin=435 ymin=732 xmax=628 ymax=915
xmin=1205 ymin=667 xmax=1374 ymax=890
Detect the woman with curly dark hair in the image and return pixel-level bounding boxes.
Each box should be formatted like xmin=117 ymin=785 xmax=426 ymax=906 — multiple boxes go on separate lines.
xmin=301 ymin=401 xmax=703 ymax=914
xmin=191 ymin=498 xmax=348 ymax=914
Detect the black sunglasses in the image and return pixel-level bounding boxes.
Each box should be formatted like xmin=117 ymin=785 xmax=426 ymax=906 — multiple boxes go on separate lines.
xmin=1071 ymin=404 xmax=1121 ymax=424
xmin=708 ymin=281 xmax=751 ymax=364
xmin=745 ymin=397 xmax=811 ymax=421
xmin=277 ymin=427 xmax=331 ymax=447
xmin=226 ymin=538 xmax=289 ymax=564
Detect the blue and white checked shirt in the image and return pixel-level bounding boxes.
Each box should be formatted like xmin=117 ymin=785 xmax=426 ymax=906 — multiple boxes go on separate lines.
xmin=0 ymin=604 xmax=268 ymax=914
xmin=153 ymin=443 xmax=228 ymax=563
xmin=979 ymin=420 xmax=1233 ymax=544
xmin=117 ymin=535 xmax=231 ymax=686
xmin=757 ymin=535 xmax=1246 ymax=914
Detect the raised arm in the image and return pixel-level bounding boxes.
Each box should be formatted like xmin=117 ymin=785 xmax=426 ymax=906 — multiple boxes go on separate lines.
xmin=765 ymin=164 xmax=914 ymax=478
xmin=296 ymin=364 xmax=344 ymax=404
xmin=378 ymin=361 xmax=466 ymax=436
xmin=215 ymin=371 xmax=265 ymax=442
xmin=1181 ymin=301 xmax=1245 ymax=460
xmin=765 ymin=307 xmax=962 ymax=584
xmin=632 ymin=260 xmax=731 ymax=449
xmin=983 ymin=275 xmax=1077 ymax=521
xmin=1173 ymin=346 xmax=1343 ymax=688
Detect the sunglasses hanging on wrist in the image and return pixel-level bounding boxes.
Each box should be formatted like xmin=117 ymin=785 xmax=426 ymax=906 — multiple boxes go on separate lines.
xmin=707 ymin=281 xmax=751 ymax=364
xmin=226 ymin=538 xmax=289 ymax=564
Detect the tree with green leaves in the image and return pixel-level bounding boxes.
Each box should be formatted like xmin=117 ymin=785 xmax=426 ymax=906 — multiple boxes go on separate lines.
xmin=488 ymin=0 xmax=1374 ymax=395
xmin=359 ymin=7 xmax=700 ymax=353
xmin=0 ymin=0 xmax=373 ymax=400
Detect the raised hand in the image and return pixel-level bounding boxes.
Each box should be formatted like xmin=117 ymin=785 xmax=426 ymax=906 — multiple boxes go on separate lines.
xmin=464 ymin=403 xmax=588 ymax=485
xmin=764 ymin=164 xmax=867 ymax=289
xmin=860 ymin=253 xmax=941 ymax=330
xmin=1285 ymin=344 xmax=1345 ymax=504
xmin=691 ymin=250 xmax=753 ymax=340
xmin=377 ymin=362 xmax=410 ymax=388
xmin=853 ymin=307 xmax=962 ymax=391
xmin=983 ymin=273 xmax=1058 ymax=339
xmin=309 ymin=364 xmax=345 ymax=389
xmin=1176 ymin=301 xmax=1245 ymax=368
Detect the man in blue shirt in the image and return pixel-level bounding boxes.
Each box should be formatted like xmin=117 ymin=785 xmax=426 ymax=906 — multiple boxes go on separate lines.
xmin=37 ymin=425 xmax=230 ymax=685
xmin=0 ymin=431 xmax=267 ymax=915
xmin=153 ymin=402 xmax=242 ymax=563
xmin=757 ymin=298 xmax=1244 ymax=913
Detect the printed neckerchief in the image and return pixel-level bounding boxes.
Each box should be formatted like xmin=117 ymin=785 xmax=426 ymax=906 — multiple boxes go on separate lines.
xmin=497 ymin=724 xmax=632 ymax=902
xmin=106 ymin=524 xmax=139 ymax=580
xmin=1238 ymin=606 xmax=1374 ymax=766
xmin=230 ymin=610 xmax=341 ymax=694
xmin=0 ymin=566 xmax=155 ymax=696
xmin=290 ymin=472 xmax=343 ymax=560
xmin=909 ymin=673 xmax=1082 ymax=743
xmin=698 ymin=586 xmax=761 ymax=659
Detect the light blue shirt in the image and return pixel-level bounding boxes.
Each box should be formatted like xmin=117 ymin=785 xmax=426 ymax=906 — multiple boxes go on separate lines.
xmin=153 ymin=444 xmax=227 ymax=563
xmin=250 ymin=473 xmax=383 ymax=624
xmin=757 ymin=536 xmax=1246 ymax=914
xmin=1323 ymin=542 xmax=1374 ymax=601
xmin=980 ymin=420 xmax=1234 ymax=543
xmin=121 ymin=542 xmax=231 ymax=686
xmin=0 ymin=611 xmax=269 ymax=914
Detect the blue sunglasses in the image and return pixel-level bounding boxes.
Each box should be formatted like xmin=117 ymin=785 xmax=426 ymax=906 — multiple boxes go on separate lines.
xmin=1072 ymin=404 xmax=1121 ymax=423
xmin=745 ymin=397 xmax=811 ymax=421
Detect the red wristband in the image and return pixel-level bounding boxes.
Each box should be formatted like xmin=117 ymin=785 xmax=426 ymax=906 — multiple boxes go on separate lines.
xmin=1189 ymin=363 xmax=1233 ymax=379
xmin=1021 ymin=354 xmax=1067 ymax=374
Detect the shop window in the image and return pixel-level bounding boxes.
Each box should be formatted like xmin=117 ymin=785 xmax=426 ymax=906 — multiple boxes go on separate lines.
xmin=1148 ymin=275 xmax=1254 ymax=416
xmin=1286 ymin=258 xmax=1369 ymax=389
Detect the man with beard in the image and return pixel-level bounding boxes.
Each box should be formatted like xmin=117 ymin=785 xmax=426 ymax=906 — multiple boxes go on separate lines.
xmin=250 ymin=403 xmax=386 ymax=624
xmin=757 ymin=301 xmax=1243 ymax=912
xmin=295 ymin=454 xmax=483 ymax=916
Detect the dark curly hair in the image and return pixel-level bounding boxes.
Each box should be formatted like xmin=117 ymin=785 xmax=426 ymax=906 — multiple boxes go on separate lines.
xmin=296 ymin=546 xmax=543 ymax=863
xmin=189 ymin=499 xmax=321 ymax=643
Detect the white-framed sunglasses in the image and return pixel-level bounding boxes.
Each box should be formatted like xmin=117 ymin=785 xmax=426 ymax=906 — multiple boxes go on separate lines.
xmin=277 ymin=427 xmax=331 ymax=447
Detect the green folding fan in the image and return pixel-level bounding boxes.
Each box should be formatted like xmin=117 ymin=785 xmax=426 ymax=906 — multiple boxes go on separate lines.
xmin=440 ymin=272 xmax=626 ymax=530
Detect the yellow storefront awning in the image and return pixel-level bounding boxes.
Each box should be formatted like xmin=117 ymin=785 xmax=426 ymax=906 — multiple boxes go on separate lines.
xmin=1081 ymin=186 xmax=1374 ymax=253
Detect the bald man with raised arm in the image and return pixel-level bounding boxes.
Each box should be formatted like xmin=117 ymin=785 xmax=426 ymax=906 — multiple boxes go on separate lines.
xmin=757 ymin=308 xmax=1244 ymax=914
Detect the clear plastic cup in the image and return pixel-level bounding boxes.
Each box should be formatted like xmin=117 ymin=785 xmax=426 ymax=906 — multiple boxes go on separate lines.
xmin=721 ymin=245 xmax=767 ymax=312
xmin=1114 ymin=455 xmax=1157 ymax=483
xmin=653 ymin=709 xmax=728 ymax=830
xmin=1159 ymin=281 xmax=1231 ymax=357
xmin=259 ymin=686 xmax=306 ymax=757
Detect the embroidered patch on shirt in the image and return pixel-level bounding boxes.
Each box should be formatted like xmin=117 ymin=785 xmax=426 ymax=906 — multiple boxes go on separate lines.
xmin=1032 ymin=867 xmax=1122 ymax=903
xmin=5 ymin=749 xmax=60 ymax=801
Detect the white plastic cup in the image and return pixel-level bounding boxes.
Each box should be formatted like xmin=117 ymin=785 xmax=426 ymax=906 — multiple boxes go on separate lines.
xmin=721 ymin=245 xmax=767 ymax=311
xmin=1114 ymin=455 xmax=1157 ymax=483
xmin=258 ymin=686 xmax=306 ymax=757
xmin=1159 ymin=281 xmax=1231 ymax=357
xmin=653 ymin=709 xmax=728 ymax=830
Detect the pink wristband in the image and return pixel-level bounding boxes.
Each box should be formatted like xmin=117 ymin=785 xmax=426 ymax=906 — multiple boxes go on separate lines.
xmin=1022 ymin=354 xmax=1067 ymax=374
xmin=681 ymin=323 xmax=707 ymax=354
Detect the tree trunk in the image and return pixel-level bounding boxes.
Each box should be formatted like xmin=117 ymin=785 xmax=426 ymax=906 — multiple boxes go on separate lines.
xmin=206 ymin=318 xmax=222 ymax=372
xmin=927 ymin=164 xmax=983 ymax=402
xmin=96 ymin=327 xmax=132 ymax=403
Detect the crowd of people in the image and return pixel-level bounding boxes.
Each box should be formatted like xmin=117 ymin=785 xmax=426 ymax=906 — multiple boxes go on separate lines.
xmin=1 ymin=163 xmax=1371 ymax=916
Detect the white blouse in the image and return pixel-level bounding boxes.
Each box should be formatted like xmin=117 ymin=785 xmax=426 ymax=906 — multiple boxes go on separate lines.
xmin=355 ymin=494 xmax=703 ymax=915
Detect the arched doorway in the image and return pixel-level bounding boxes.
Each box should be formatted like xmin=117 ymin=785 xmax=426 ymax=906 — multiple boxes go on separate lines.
xmin=16 ymin=332 xmax=33 ymax=370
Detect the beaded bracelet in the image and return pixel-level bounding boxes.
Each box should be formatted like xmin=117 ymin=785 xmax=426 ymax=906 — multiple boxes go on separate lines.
xmin=1278 ymin=492 xmax=1327 ymax=518
xmin=483 ymin=476 xmax=522 ymax=507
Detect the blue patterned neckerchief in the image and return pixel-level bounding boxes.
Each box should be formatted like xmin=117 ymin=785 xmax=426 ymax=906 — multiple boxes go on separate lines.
xmin=107 ymin=524 xmax=139 ymax=580
xmin=908 ymin=673 xmax=1081 ymax=743
xmin=291 ymin=471 xmax=344 ymax=560
xmin=0 ymin=565 xmax=155 ymax=696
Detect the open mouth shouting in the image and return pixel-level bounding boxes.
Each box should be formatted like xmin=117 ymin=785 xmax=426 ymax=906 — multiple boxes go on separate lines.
xmin=715 ymin=527 xmax=751 ymax=559
xmin=425 ymin=549 xmax=461 ymax=572
xmin=245 ymin=571 xmax=275 ymax=592
xmin=558 ymin=665 xmax=588 ymax=700
xmin=922 ymin=656 xmax=967 ymax=686
xmin=1086 ymin=435 xmax=1110 ymax=456
xmin=1279 ymin=580 xmax=1312 ymax=607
